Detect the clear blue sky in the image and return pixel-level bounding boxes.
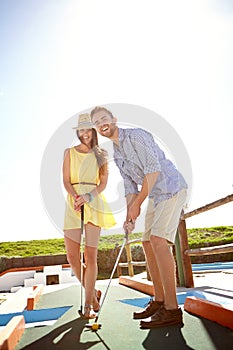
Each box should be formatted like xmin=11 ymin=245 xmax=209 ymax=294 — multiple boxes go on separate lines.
xmin=0 ymin=0 xmax=233 ymax=242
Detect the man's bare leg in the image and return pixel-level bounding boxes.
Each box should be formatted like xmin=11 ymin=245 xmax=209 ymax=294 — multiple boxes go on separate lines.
xmin=142 ymin=241 xmax=164 ymax=302
xmin=150 ymin=235 xmax=178 ymax=310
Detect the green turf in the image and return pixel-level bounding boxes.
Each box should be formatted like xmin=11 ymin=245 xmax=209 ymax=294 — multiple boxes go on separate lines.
xmin=15 ymin=284 xmax=233 ymax=350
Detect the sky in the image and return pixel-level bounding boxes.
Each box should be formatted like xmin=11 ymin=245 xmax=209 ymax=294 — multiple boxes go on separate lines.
xmin=0 ymin=0 xmax=233 ymax=242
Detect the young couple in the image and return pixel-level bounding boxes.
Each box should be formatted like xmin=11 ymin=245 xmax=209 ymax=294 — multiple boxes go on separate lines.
xmin=63 ymin=107 xmax=187 ymax=329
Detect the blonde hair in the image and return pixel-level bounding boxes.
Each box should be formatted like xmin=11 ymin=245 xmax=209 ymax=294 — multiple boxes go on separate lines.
xmin=90 ymin=106 xmax=114 ymax=119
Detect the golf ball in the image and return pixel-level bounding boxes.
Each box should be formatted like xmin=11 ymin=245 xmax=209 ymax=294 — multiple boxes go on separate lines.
xmin=92 ymin=323 xmax=99 ymax=331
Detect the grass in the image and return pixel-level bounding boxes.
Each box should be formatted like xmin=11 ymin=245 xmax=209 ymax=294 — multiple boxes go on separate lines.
xmin=187 ymin=226 xmax=233 ymax=248
xmin=0 ymin=226 xmax=232 ymax=257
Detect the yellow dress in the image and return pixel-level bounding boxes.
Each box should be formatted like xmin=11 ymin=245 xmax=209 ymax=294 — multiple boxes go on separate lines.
xmin=63 ymin=147 xmax=116 ymax=230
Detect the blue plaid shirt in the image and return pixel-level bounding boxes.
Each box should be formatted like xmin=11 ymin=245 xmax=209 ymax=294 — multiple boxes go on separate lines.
xmin=113 ymin=128 xmax=187 ymax=206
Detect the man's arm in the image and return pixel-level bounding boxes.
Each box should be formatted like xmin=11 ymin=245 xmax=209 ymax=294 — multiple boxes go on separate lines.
xmin=129 ymin=171 xmax=159 ymax=220
xmin=124 ymin=171 xmax=159 ymax=232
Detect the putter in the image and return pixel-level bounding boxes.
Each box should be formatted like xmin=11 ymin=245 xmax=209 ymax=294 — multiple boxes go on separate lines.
xmin=85 ymin=227 xmax=129 ymax=331
xmin=78 ymin=204 xmax=85 ymax=316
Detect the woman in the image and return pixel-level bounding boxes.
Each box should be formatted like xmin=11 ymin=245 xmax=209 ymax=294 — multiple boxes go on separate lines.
xmin=63 ymin=113 xmax=116 ymax=319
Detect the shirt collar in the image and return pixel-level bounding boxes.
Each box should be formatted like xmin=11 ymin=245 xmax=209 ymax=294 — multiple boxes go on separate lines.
xmin=113 ymin=128 xmax=124 ymax=149
xmin=118 ymin=128 xmax=124 ymax=143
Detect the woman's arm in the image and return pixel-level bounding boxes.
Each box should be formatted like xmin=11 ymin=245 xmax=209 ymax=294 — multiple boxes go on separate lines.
xmin=75 ymin=163 xmax=108 ymax=207
xmin=92 ymin=168 xmax=108 ymax=197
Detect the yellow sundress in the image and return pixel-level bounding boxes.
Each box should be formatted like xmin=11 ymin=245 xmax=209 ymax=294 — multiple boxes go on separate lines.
xmin=63 ymin=147 xmax=116 ymax=230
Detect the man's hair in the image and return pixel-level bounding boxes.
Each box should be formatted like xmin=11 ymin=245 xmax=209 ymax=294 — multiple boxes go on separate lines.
xmin=90 ymin=106 xmax=114 ymax=119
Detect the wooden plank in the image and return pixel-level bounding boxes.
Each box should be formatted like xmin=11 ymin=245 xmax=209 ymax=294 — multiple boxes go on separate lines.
xmin=118 ymin=261 xmax=146 ymax=267
xmin=126 ymin=239 xmax=142 ymax=245
xmin=0 ymin=316 xmax=25 ymax=350
xmin=26 ymin=284 xmax=44 ymax=310
xmin=181 ymin=194 xmax=233 ymax=220
xmin=119 ymin=276 xmax=154 ymax=296
xmin=186 ymin=243 xmax=233 ymax=256
xmin=184 ymin=296 xmax=233 ymax=330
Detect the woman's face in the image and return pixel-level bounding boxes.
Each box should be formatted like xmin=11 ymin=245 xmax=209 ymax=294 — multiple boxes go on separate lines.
xmin=78 ymin=129 xmax=93 ymax=147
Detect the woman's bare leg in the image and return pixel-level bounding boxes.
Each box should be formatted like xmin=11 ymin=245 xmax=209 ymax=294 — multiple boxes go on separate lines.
xmin=83 ymin=223 xmax=101 ymax=316
xmin=64 ymin=225 xmax=100 ymax=317
xmin=64 ymin=230 xmax=83 ymax=283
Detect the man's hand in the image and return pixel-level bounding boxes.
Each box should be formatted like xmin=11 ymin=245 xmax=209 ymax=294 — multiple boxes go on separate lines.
xmin=127 ymin=202 xmax=141 ymax=222
xmin=123 ymin=220 xmax=135 ymax=234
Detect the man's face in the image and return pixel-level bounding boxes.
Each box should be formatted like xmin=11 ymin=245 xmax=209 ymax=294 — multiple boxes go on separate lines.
xmin=92 ymin=110 xmax=117 ymax=139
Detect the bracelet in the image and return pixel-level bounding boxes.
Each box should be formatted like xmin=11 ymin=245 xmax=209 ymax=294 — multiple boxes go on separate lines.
xmin=86 ymin=192 xmax=94 ymax=203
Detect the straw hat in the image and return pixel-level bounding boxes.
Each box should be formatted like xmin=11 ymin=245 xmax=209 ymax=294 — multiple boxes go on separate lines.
xmin=72 ymin=113 xmax=93 ymax=130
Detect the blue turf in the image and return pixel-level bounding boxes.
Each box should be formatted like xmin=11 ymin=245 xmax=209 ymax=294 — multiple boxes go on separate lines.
xmin=0 ymin=306 xmax=71 ymax=326
xmin=119 ymin=290 xmax=233 ymax=308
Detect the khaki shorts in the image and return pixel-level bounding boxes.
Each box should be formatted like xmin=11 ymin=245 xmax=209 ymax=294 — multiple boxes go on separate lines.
xmin=143 ymin=189 xmax=187 ymax=243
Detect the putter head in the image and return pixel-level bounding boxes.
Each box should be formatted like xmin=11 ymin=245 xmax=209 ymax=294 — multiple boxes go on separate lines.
xmin=85 ymin=323 xmax=102 ymax=331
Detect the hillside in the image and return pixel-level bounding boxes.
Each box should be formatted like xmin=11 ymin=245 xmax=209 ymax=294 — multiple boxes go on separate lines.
xmin=0 ymin=226 xmax=232 ymax=257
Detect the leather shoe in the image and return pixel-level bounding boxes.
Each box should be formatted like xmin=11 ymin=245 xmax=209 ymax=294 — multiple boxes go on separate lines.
xmin=140 ymin=306 xmax=183 ymax=329
xmin=133 ymin=299 xmax=163 ymax=319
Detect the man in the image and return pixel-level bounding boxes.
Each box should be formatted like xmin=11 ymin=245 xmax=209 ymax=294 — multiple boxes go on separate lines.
xmin=90 ymin=106 xmax=188 ymax=329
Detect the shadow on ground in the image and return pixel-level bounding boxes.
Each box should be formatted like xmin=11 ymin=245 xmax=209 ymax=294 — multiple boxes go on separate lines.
xmin=142 ymin=324 xmax=194 ymax=350
xmin=20 ymin=317 xmax=101 ymax=350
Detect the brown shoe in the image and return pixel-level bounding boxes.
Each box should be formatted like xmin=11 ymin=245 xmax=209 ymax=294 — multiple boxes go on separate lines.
xmin=140 ymin=306 xmax=183 ymax=329
xmin=133 ymin=300 xmax=164 ymax=319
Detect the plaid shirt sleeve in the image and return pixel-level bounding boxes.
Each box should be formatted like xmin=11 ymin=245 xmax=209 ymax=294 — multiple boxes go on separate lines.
xmin=114 ymin=128 xmax=187 ymax=201
xmin=114 ymin=157 xmax=139 ymax=195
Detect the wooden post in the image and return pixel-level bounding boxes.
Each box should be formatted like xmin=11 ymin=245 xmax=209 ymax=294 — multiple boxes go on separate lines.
xmin=174 ymin=234 xmax=185 ymax=287
xmin=27 ymin=284 xmax=44 ymax=310
xmin=125 ymin=243 xmax=134 ymax=277
xmin=178 ymin=218 xmax=194 ymax=287
xmin=117 ymin=263 xmax=122 ymax=277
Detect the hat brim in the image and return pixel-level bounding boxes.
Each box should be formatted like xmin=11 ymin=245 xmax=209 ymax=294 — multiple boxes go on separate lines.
xmin=72 ymin=123 xmax=94 ymax=130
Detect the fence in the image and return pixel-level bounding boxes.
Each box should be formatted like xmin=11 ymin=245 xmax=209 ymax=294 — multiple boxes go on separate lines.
xmin=178 ymin=193 xmax=233 ymax=287
xmin=117 ymin=193 xmax=233 ymax=288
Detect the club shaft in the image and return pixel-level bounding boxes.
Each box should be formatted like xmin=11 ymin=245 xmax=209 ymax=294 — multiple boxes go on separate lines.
xmin=80 ymin=205 xmax=84 ymax=313
xmin=95 ymin=235 xmax=128 ymax=322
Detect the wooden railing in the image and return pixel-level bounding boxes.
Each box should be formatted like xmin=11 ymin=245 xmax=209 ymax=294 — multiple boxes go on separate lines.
xmin=175 ymin=193 xmax=233 ymax=287
xmin=117 ymin=239 xmax=147 ymax=277
xmin=117 ymin=193 xmax=233 ymax=288
xmin=181 ymin=194 xmax=233 ymax=220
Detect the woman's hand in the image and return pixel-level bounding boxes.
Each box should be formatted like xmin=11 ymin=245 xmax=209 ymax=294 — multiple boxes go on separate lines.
xmin=74 ymin=193 xmax=91 ymax=211
xmin=74 ymin=195 xmax=81 ymax=211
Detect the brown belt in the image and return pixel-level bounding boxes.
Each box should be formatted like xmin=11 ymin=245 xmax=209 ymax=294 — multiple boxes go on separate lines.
xmin=72 ymin=182 xmax=97 ymax=186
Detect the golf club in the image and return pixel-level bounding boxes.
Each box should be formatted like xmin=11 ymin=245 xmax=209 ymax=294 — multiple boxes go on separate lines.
xmin=85 ymin=227 xmax=129 ymax=331
xmin=78 ymin=204 xmax=85 ymax=316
